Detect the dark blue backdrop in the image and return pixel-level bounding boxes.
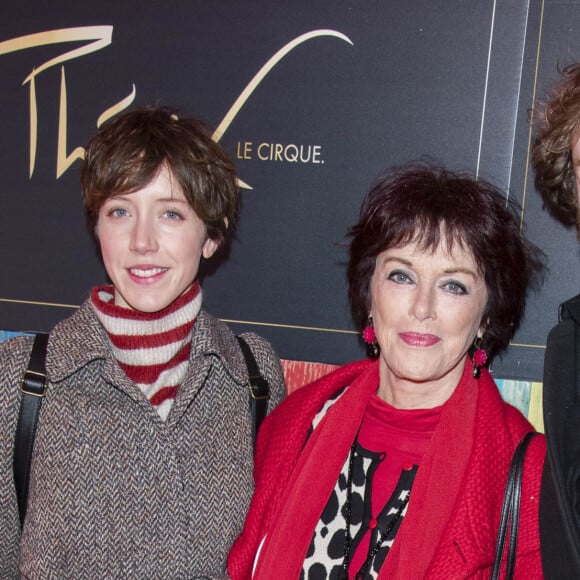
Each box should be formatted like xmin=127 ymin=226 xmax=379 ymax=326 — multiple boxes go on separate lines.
xmin=0 ymin=0 xmax=576 ymax=381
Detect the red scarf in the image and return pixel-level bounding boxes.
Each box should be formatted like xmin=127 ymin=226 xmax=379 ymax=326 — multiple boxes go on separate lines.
xmin=252 ymin=360 xmax=476 ymax=579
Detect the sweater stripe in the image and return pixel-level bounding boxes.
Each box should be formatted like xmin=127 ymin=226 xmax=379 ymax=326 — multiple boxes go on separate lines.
xmin=150 ymin=386 xmax=179 ymax=406
xmin=95 ymin=291 xmax=202 ymax=335
xmin=118 ymin=344 xmax=191 ymax=384
xmin=91 ymin=283 xmax=200 ymax=421
xmin=135 ymin=360 xmax=190 ymax=400
xmin=108 ymin=322 xmax=193 ymax=349
xmin=113 ymin=332 xmax=193 ymax=367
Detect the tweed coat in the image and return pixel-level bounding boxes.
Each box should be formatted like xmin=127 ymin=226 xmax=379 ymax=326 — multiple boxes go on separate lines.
xmin=0 ymin=297 xmax=285 ymax=579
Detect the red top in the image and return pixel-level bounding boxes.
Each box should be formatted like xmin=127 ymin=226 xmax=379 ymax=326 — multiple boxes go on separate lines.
xmin=350 ymin=395 xmax=440 ymax=575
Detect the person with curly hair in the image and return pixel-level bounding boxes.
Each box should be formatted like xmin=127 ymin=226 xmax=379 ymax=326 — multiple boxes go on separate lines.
xmin=533 ymin=63 xmax=580 ymax=231
xmin=532 ymin=64 xmax=580 ymax=577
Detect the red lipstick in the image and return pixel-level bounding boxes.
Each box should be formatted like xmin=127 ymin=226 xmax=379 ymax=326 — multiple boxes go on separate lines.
xmin=399 ymin=332 xmax=440 ymax=347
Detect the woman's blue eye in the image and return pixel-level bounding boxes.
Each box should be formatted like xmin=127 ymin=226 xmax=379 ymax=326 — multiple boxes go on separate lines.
xmin=165 ymin=210 xmax=182 ymax=220
xmin=388 ymin=270 xmax=412 ymax=284
xmin=444 ymin=280 xmax=468 ymax=295
xmin=109 ymin=208 xmax=128 ymax=217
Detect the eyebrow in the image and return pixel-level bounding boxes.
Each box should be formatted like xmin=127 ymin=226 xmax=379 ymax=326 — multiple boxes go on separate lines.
xmin=443 ymin=267 xmax=478 ymax=277
xmin=158 ymin=197 xmax=189 ymax=205
xmin=381 ymin=256 xmax=478 ymax=278
xmin=105 ymin=195 xmax=189 ymax=205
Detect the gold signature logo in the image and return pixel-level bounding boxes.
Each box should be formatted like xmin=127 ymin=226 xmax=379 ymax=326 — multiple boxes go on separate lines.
xmin=0 ymin=27 xmax=352 ymax=185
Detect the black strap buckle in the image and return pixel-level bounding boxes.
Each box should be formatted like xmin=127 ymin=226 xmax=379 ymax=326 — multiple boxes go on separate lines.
xmin=247 ymin=375 xmax=270 ymax=400
xmin=20 ymin=370 xmax=48 ymax=398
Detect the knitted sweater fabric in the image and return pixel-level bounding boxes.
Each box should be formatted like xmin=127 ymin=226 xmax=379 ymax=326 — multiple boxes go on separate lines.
xmin=228 ymin=358 xmax=545 ymax=579
xmin=0 ymin=297 xmax=285 ymax=579
xmin=91 ymin=283 xmax=202 ymax=419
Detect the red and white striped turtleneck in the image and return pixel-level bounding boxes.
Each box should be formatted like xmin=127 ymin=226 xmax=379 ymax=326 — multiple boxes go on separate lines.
xmin=91 ymin=281 xmax=201 ymax=421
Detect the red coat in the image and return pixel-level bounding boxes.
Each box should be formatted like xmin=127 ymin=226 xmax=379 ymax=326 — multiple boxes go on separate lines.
xmin=228 ymin=358 xmax=545 ymax=579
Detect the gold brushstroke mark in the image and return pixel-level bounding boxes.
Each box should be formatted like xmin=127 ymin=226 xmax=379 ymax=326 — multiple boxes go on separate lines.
xmin=56 ymin=73 xmax=135 ymax=177
xmin=56 ymin=66 xmax=84 ymax=177
xmin=0 ymin=26 xmax=115 ymax=177
xmin=212 ymin=29 xmax=353 ymax=190
xmin=29 ymin=74 xmax=37 ymax=177
xmin=97 ymin=85 xmax=136 ymax=127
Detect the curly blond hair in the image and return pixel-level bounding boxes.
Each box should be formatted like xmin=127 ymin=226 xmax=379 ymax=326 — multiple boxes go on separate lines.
xmin=532 ymin=63 xmax=580 ymax=230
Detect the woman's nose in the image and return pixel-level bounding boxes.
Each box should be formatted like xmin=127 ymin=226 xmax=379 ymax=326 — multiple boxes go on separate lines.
xmin=410 ymin=285 xmax=436 ymax=321
xmin=129 ymin=218 xmax=159 ymax=254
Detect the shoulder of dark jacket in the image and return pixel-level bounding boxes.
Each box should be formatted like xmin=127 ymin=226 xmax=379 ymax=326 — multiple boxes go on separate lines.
xmin=559 ymin=293 xmax=580 ymax=324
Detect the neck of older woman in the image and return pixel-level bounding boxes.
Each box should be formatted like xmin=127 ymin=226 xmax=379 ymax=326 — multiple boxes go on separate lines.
xmin=377 ymin=361 xmax=465 ymax=409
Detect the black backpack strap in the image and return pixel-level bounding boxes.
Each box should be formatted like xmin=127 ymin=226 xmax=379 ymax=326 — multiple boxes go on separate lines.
xmin=236 ymin=335 xmax=270 ymax=449
xmin=13 ymin=332 xmax=49 ymax=528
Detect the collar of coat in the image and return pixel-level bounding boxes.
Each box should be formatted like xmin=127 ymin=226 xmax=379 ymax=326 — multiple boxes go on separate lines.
xmin=43 ymin=297 xmax=252 ymax=388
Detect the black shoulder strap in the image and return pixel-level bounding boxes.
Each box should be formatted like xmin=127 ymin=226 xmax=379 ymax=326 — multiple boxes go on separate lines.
xmin=491 ymin=431 xmax=538 ymax=580
xmin=14 ymin=332 xmax=49 ymax=528
xmin=236 ymin=335 xmax=270 ymax=449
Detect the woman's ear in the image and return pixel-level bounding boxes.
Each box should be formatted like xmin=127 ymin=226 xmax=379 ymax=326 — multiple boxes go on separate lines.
xmin=202 ymin=236 xmax=220 ymax=259
xmin=477 ymin=317 xmax=489 ymax=339
xmin=201 ymin=216 xmax=229 ymax=260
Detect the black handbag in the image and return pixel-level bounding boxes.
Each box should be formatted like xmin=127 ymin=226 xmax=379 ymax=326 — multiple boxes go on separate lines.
xmin=491 ymin=431 xmax=538 ymax=579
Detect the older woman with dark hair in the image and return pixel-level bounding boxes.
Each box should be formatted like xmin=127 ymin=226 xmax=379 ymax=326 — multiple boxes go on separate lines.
xmin=0 ymin=106 xmax=285 ymax=579
xmin=228 ymin=164 xmax=546 ymax=579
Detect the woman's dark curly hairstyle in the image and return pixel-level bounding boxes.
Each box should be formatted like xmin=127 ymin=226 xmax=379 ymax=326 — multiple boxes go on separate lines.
xmin=347 ymin=163 xmax=545 ymax=360
xmin=532 ymin=63 xmax=580 ymax=230
xmin=81 ymin=106 xmax=238 ymax=247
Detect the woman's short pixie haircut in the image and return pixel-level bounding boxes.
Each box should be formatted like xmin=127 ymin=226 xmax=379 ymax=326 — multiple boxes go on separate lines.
xmin=532 ymin=63 xmax=580 ymax=229
xmin=81 ymin=106 xmax=238 ymax=246
xmin=347 ymin=163 xmax=545 ymax=359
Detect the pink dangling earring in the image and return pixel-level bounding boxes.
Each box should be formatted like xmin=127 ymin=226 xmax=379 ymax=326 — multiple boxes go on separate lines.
xmin=362 ymin=316 xmax=380 ymax=358
xmin=472 ymin=336 xmax=487 ymax=378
